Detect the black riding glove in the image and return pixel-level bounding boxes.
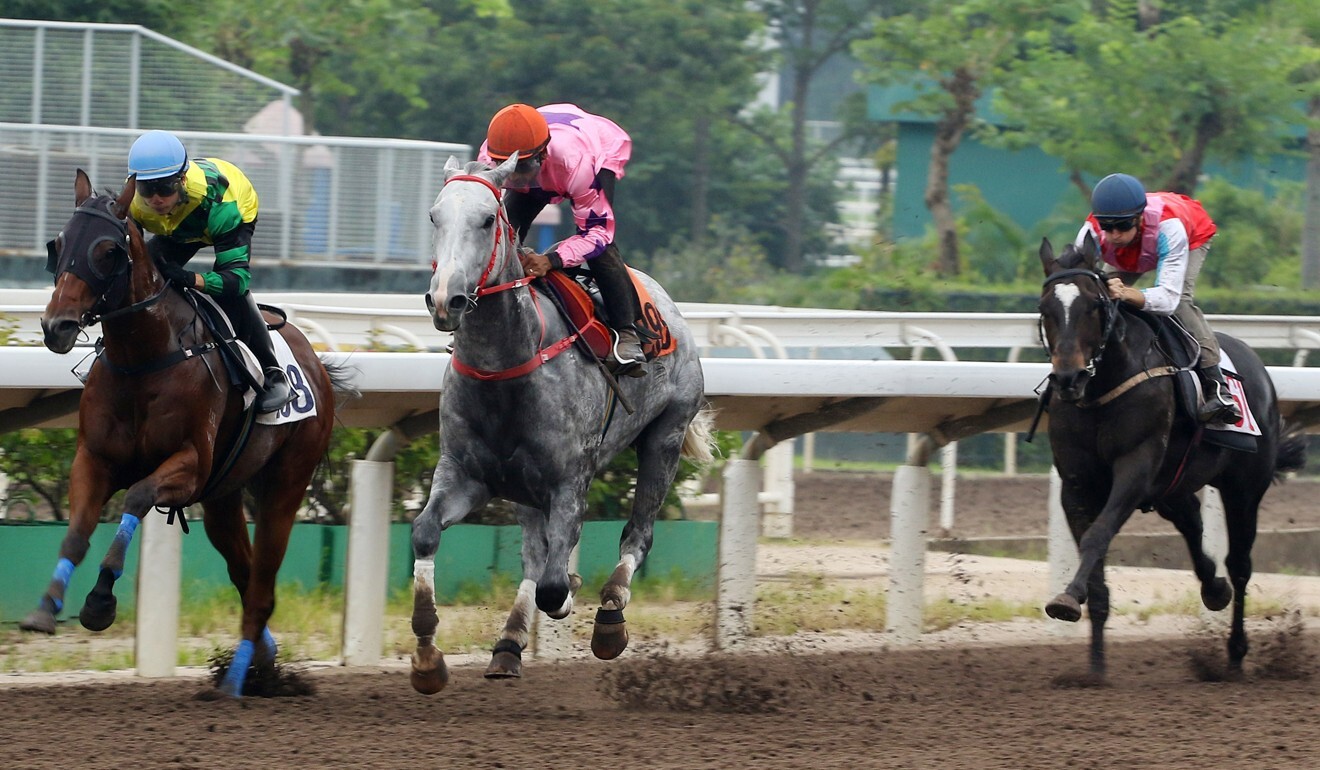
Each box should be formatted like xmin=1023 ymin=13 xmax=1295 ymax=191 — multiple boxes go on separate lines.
xmin=159 ymin=262 xmax=196 ymax=287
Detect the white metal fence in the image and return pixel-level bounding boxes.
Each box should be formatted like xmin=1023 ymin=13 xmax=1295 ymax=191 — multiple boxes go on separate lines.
xmin=0 ymin=19 xmax=472 ymax=266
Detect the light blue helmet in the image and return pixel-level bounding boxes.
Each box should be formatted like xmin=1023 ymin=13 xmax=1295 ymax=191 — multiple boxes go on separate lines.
xmin=128 ymin=130 xmax=188 ymax=180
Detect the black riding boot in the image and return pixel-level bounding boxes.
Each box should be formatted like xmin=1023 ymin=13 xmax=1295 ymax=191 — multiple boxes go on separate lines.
xmin=1197 ymin=365 xmax=1241 ymax=424
xmin=237 ymin=293 xmax=293 ymax=413
xmin=589 ymin=244 xmax=646 ymax=377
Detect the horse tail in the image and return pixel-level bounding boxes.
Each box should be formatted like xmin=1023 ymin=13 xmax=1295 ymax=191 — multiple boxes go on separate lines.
xmin=320 ymin=356 xmax=361 ymax=406
xmin=680 ymin=406 xmax=717 ymax=465
xmin=1274 ymin=420 xmax=1308 ymax=479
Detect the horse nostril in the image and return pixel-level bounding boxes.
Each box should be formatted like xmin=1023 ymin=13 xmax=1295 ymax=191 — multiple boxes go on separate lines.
xmin=446 ymin=296 xmax=467 ymax=314
xmin=424 ymin=292 xmax=435 ymax=313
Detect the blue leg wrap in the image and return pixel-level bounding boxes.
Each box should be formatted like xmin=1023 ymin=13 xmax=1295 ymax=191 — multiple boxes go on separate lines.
xmin=50 ymin=558 xmax=75 ymax=613
xmin=109 ymin=514 xmax=141 ymax=579
xmin=260 ymin=627 xmax=278 ymax=663
xmin=220 ymin=639 xmax=255 ymax=697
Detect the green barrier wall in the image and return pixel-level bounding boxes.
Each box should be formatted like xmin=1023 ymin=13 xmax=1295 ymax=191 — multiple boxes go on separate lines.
xmin=0 ymin=520 xmax=717 ymax=622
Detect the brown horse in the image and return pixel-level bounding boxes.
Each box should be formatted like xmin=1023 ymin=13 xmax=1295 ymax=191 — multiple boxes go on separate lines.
xmin=20 ymin=169 xmax=352 ymax=698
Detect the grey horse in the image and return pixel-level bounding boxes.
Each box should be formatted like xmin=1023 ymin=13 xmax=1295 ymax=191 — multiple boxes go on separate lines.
xmin=410 ymin=156 xmax=714 ymax=694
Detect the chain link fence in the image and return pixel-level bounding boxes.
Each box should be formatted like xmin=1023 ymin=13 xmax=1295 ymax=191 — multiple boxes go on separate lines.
xmin=0 ymin=19 xmax=470 ymax=265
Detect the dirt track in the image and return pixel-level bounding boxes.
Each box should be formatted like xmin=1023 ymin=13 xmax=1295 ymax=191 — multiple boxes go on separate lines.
xmin=4 ymin=471 xmax=1320 ymax=769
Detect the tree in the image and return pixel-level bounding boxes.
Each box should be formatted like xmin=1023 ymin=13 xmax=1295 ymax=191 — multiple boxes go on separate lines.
xmin=856 ymin=0 xmax=1070 ymax=277
xmin=739 ymin=0 xmax=894 ymax=272
xmin=996 ymin=1 xmax=1316 ymax=198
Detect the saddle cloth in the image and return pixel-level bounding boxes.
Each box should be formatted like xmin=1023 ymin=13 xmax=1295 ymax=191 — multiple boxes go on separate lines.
xmin=541 ymin=268 xmax=679 ymax=363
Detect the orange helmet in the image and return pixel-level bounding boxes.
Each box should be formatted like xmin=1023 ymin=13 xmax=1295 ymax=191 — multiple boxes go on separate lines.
xmin=486 ymin=104 xmax=550 ymax=161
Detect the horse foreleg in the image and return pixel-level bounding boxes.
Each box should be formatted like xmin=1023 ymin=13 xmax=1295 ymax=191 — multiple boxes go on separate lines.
xmin=78 ymin=446 xmax=202 ymax=632
xmin=20 ymin=451 xmax=112 ymax=634
xmin=410 ymin=466 xmax=489 ymax=694
xmin=485 ymin=579 xmax=538 ymax=679
xmin=1085 ymin=560 xmax=1110 ymax=677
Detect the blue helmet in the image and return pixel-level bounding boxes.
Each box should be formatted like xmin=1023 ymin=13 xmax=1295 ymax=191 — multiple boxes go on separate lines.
xmin=128 ymin=130 xmax=188 ymax=180
xmin=1090 ymin=173 xmax=1147 ymax=219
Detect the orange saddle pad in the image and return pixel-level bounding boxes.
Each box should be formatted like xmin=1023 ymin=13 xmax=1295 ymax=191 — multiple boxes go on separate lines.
xmin=541 ymin=269 xmax=678 ymax=362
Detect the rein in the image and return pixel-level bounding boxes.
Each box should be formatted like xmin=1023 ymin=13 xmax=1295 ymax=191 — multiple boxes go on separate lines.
xmin=442 ymin=173 xmax=578 ymax=381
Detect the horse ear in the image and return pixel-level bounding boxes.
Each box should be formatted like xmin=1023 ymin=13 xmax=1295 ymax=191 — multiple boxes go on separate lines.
xmin=112 ymin=175 xmax=136 ymax=218
xmin=1038 ymin=237 xmax=1058 ymax=277
xmin=443 ymin=155 xmax=463 ymax=181
xmin=74 ymin=168 xmax=93 ymax=206
xmin=1080 ymin=230 xmax=1102 ymax=270
xmin=488 ymin=153 xmax=519 ymax=187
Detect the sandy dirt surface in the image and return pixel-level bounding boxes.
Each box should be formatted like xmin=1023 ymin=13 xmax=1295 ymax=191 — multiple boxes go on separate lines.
xmin=4 ymin=472 xmax=1320 ymax=769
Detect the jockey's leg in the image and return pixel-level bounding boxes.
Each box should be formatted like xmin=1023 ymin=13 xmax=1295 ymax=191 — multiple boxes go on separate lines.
xmin=1175 ymin=302 xmax=1239 ymax=423
xmin=222 ymin=292 xmax=292 ymax=413
xmin=589 ymin=243 xmax=646 ymax=375
xmin=1176 ymin=245 xmax=1240 ymax=424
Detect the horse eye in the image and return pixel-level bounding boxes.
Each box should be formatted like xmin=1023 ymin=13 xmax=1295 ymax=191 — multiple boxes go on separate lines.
xmin=483 ymin=214 xmax=495 ymax=229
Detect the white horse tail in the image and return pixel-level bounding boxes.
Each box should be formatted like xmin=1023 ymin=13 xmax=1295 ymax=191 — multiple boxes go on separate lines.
xmin=681 ymin=406 xmax=717 ymax=465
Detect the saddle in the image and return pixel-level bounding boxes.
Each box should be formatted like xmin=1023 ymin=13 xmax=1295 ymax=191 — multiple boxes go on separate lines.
xmin=185 ymin=290 xmax=270 ymax=401
xmin=540 ymin=267 xmax=678 ymax=367
xmin=1125 ymin=308 xmax=1257 ymax=452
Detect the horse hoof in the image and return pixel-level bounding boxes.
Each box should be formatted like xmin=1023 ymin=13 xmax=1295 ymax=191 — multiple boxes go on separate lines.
xmin=410 ymin=646 xmax=449 ymax=695
xmin=484 ymin=651 xmax=523 ymax=679
xmin=591 ymin=607 xmax=629 ymax=660
xmin=79 ymin=591 xmax=117 ymax=632
xmin=1201 ymin=578 xmax=1233 ymax=612
xmin=1045 ymin=593 xmax=1082 ymax=623
xmin=19 ymin=607 xmax=57 ymax=635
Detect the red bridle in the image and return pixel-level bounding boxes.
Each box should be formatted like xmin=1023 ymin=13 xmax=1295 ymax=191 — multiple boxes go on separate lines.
xmin=440 ymin=173 xmax=577 ymax=381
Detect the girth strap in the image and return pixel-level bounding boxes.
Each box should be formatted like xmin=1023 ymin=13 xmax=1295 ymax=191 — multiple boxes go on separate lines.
xmin=94 ymin=338 xmax=220 ymax=377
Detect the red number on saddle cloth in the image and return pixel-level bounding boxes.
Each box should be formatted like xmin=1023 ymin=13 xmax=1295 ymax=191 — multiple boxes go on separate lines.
xmin=1224 ymin=373 xmax=1257 ymax=434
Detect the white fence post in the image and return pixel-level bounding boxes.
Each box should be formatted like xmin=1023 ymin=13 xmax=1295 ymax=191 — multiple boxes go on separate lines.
xmin=342 ymin=459 xmax=393 ymax=666
xmin=135 ymin=515 xmax=182 ymax=678
xmin=716 ymin=458 xmax=760 ymax=649
xmin=886 ymin=464 xmax=930 ymax=643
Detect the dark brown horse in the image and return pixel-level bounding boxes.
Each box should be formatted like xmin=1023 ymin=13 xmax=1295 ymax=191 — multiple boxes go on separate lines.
xmin=1038 ymin=235 xmax=1306 ymax=681
xmin=20 ymin=169 xmax=352 ymax=698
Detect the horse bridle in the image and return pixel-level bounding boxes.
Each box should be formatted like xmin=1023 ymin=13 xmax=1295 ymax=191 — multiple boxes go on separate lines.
xmin=1039 ymin=267 xmax=1120 ymax=379
xmin=47 ymin=196 xmax=168 ymax=328
xmin=439 ymin=174 xmax=535 ymax=315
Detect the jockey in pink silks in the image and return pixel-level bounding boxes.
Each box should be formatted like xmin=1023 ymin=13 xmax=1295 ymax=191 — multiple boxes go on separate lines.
xmin=478 ymin=103 xmax=646 ymax=375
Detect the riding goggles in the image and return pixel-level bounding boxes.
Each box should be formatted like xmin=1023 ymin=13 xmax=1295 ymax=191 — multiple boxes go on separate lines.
xmin=137 ymin=175 xmax=181 ymax=198
xmin=1097 ymin=217 xmax=1138 ymax=233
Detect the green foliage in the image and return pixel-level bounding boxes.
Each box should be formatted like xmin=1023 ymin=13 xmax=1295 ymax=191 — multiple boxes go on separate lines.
xmin=956 ymin=184 xmax=1031 ymax=283
xmin=1193 ymin=178 xmax=1305 ymax=288
xmin=647 ymin=218 xmax=773 ymax=303
xmin=0 ymin=429 xmax=77 ymax=521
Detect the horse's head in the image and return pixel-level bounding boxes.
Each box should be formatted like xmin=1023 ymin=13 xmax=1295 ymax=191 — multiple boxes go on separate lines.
xmin=424 ymin=155 xmax=522 ymax=332
xmin=1037 ymin=234 xmax=1123 ymax=401
xmin=41 ymin=169 xmax=152 ymax=353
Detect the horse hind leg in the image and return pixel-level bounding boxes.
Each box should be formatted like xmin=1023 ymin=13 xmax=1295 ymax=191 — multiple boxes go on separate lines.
xmin=1158 ymin=493 xmax=1233 ymax=612
xmin=1219 ymin=484 xmax=1265 ymax=673
xmin=591 ymin=419 xmax=688 ymax=661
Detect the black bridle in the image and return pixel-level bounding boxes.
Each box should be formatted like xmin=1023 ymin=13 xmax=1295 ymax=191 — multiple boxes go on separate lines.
xmin=46 ymin=195 xmax=168 ymax=328
xmin=1038 ymin=267 xmax=1120 ymax=379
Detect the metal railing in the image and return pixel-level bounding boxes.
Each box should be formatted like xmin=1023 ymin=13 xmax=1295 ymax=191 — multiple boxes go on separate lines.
xmin=0 ymin=123 xmax=470 ymax=265
xmin=0 ymin=20 xmax=473 ymax=266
